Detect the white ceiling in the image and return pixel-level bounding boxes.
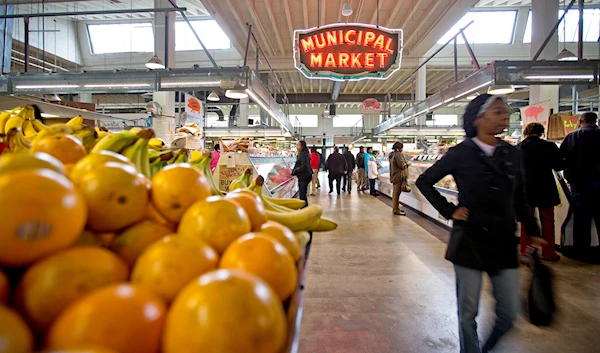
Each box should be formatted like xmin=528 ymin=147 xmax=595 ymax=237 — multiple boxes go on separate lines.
xmin=477 ymin=0 xmax=600 ymax=6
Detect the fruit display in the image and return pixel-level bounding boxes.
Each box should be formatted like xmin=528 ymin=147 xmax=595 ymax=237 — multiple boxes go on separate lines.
xmin=219 ymin=136 xmax=251 ymax=152
xmin=0 ymin=108 xmax=338 ymax=353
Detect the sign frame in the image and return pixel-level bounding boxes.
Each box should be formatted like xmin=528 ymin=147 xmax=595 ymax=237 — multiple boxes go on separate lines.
xmin=293 ymin=23 xmax=404 ymax=82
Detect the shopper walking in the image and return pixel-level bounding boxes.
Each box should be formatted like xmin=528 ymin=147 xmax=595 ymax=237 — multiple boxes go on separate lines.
xmin=291 ymin=140 xmax=312 ymax=205
xmin=309 ymin=147 xmax=320 ymax=196
xmin=317 ymin=150 xmax=324 ymax=189
xmin=210 ymin=143 xmax=221 ymax=172
xmin=325 ymin=146 xmax=347 ymax=195
xmin=356 ymin=146 xmax=366 ymax=191
xmin=416 ymin=94 xmax=542 ymax=353
xmin=363 ymin=147 xmax=374 ymax=191
xmin=389 ymin=142 xmax=409 ymax=215
xmin=519 ymin=122 xmax=564 ymax=261
xmin=342 ymin=147 xmax=356 ymax=193
xmin=367 ymin=156 xmax=379 ymax=196
xmin=560 ymin=112 xmax=600 ymax=255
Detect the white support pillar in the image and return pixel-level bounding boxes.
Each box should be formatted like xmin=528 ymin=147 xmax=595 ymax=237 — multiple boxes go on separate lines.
xmin=415 ymin=58 xmax=427 ymax=126
xmin=152 ymin=0 xmax=176 ymax=143
xmin=530 ymin=0 xmax=559 ymax=112
xmin=238 ymin=97 xmax=249 ymax=128
xmin=78 ymin=93 xmax=92 ymax=103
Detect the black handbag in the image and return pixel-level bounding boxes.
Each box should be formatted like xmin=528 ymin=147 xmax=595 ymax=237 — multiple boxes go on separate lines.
xmin=527 ymin=248 xmax=556 ymax=326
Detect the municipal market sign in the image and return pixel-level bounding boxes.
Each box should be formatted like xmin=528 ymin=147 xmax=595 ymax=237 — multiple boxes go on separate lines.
xmin=294 ymin=23 xmax=403 ymax=81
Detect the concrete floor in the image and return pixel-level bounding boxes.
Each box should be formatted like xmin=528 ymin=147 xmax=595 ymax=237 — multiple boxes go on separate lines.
xmin=298 ymin=175 xmax=600 ymax=353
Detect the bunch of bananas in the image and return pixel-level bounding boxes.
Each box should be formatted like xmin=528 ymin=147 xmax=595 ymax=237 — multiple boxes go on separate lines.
xmin=188 ymin=151 xmax=224 ymax=196
xmin=148 ymin=148 xmax=188 ymax=178
xmin=228 ymin=168 xmax=253 ymax=191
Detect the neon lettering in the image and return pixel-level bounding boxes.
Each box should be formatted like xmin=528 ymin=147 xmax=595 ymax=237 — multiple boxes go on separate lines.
xmin=377 ymin=53 xmax=388 ymax=67
xmin=301 ymin=38 xmax=315 ymax=52
xmin=365 ymin=53 xmax=375 ymax=68
xmin=326 ymin=31 xmax=337 ymax=46
xmin=373 ymin=35 xmax=385 ymax=50
xmin=351 ymin=53 xmax=362 ymax=67
xmin=364 ymin=31 xmax=376 ymax=46
xmin=310 ymin=53 xmax=323 ymax=66
xmin=345 ymin=30 xmax=356 ymax=44
xmin=315 ymin=33 xmax=326 ymax=49
xmin=339 ymin=53 xmax=350 ymax=67
xmin=384 ymin=38 xmax=394 ymax=54
xmin=357 ymin=31 xmax=363 ymax=45
xmin=324 ymin=53 xmax=337 ymax=67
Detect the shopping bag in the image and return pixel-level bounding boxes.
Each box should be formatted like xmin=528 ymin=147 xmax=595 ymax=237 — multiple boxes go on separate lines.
xmin=547 ymin=114 xmax=566 ymax=140
xmin=528 ymin=249 xmax=556 ymax=326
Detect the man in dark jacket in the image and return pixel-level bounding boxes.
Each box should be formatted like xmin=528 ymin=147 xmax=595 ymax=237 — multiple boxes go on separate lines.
xmin=356 ymin=146 xmax=366 ymax=191
xmin=325 ymin=146 xmax=348 ymax=195
xmin=342 ymin=147 xmax=356 ymax=193
xmin=518 ymin=122 xmax=564 ymax=261
xmin=560 ymin=112 xmax=600 ymax=252
xmin=292 ymin=140 xmax=312 ymax=205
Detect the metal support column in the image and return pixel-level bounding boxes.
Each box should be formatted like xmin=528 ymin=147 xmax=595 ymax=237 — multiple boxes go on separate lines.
xmin=578 ymin=0 xmax=584 ymax=60
xmin=23 ymin=17 xmax=28 ymax=72
xmin=453 ymin=38 xmax=458 ymax=82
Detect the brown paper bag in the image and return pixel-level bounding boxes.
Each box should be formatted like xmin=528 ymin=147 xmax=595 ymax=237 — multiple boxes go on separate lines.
xmin=547 ymin=113 xmax=566 ymax=140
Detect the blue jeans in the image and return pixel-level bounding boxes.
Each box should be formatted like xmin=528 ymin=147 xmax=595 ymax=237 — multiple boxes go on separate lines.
xmin=369 ymin=178 xmax=377 ymax=195
xmin=454 ymin=265 xmax=520 ymax=353
xmin=298 ymin=181 xmax=309 ymax=206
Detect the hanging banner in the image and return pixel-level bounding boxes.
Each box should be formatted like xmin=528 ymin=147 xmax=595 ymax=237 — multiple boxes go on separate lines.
xmin=305 ymin=137 xmax=322 ymax=145
xmin=294 ymin=23 xmax=403 ymax=81
xmin=520 ymin=102 xmax=551 ymax=136
xmin=334 ymin=136 xmax=353 ymax=145
xmin=361 ymin=98 xmax=381 ymax=114
xmin=184 ymin=93 xmax=204 ymax=127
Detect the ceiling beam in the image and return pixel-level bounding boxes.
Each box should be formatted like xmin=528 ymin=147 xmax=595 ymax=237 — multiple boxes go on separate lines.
xmin=320 ymin=0 xmax=326 ymax=28
xmin=262 ymin=0 xmax=286 ymax=55
xmin=369 ymin=0 xmax=380 ymax=26
xmin=283 ymin=0 xmax=295 ymax=48
xmin=353 ymin=0 xmax=366 ymax=23
xmin=385 ymin=0 xmax=404 ymax=28
xmin=302 ymin=0 xmax=309 ymax=29
xmin=243 ymin=0 xmax=277 ymax=57
xmin=403 ymin=0 xmax=445 ymax=50
xmin=337 ymin=1 xmax=344 ymax=23
xmin=318 ymin=79 xmax=323 ymax=93
xmin=203 ymin=0 xmax=248 ymax=60
xmin=332 ymin=81 xmax=342 ymax=101
xmin=287 ymin=72 xmax=298 ymax=94
xmin=278 ymin=93 xmax=412 ymax=104
xmin=399 ymin=0 xmax=428 ymax=31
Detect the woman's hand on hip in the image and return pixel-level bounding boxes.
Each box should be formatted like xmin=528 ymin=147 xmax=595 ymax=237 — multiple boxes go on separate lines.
xmin=452 ymin=207 xmax=469 ymax=221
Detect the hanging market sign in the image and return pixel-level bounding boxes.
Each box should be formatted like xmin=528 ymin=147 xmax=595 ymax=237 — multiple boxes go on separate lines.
xmin=294 ymin=23 xmax=403 ymax=81
xmin=361 ymin=98 xmax=381 ymax=114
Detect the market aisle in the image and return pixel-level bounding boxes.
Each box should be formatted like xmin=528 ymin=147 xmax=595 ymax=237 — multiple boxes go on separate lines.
xmin=298 ymin=173 xmax=600 ymax=353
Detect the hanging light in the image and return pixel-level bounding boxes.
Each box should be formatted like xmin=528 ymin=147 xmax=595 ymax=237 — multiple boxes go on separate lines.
xmin=466 ymin=93 xmax=480 ymax=100
xmin=555 ymin=48 xmax=577 ymax=61
xmin=207 ymin=91 xmax=220 ymax=101
xmin=487 ymin=84 xmax=515 ymax=95
xmin=145 ymin=55 xmax=165 ymax=69
xmin=225 ymin=89 xmax=248 ymax=99
xmin=341 ymin=1 xmax=353 ymax=17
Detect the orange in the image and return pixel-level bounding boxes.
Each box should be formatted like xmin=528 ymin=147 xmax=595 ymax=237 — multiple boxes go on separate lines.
xmin=110 ymin=220 xmax=173 ymax=267
xmin=178 ymin=196 xmax=251 ymax=253
xmin=42 ymin=348 xmax=119 ymax=353
xmin=0 ymin=270 xmax=9 ymax=304
xmin=0 ymin=151 xmax=65 ymax=175
xmin=17 ymin=247 xmax=128 ymax=333
xmin=78 ymin=163 xmax=148 ymax=232
xmin=142 ymin=202 xmax=177 ymax=232
xmin=69 ymin=150 xmax=133 ymax=185
xmin=163 ymin=269 xmax=286 ymax=353
xmin=220 ymin=233 xmax=297 ymax=301
xmin=225 ymin=192 xmax=268 ymax=231
xmin=71 ymin=230 xmax=104 ymax=248
xmin=47 ymin=284 xmax=166 ymax=353
xmin=32 ymin=134 xmax=87 ymax=165
xmin=260 ymin=221 xmax=302 ymax=261
xmin=0 ymin=169 xmax=87 ymax=267
xmin=151 ymin=164 xmax=211 ymax=223
xmin=0 ymin=305 xmax=34 ymax=353
xmin=131 ymin=235 xmax=218 ymax=302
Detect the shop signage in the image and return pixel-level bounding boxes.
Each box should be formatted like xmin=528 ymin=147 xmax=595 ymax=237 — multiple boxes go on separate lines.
xmin=334 ymin=136 xmax=353 ymax=145
xmin=305 ymin=137 xmax=323 ymax=145
xmin=294 ymin=23 xmax=403 ymax=81
xmin=361 ymin=98 xmax=381 ymax=114
xmin=218 ymin=165 xmax=252 ymax=192
xmin=185 ymin=93 xmax=204 ymax=127
xmin=520 ymin=103 xmax=551 ymax=137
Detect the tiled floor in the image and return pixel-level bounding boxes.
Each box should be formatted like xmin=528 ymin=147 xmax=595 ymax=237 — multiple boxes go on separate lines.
xmin=298 ymin=174 xmax=600 ymax=353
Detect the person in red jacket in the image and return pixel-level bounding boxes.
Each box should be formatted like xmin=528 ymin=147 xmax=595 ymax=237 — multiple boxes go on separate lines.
xmin=309 ymin=147 xmax=320 ymax=196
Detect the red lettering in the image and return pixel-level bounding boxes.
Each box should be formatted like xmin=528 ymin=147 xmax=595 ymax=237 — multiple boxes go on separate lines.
xmin=339 ymin=53 xmax=350 ymax=67
xmin=301 ymin=38 xmax=315 ymax=52
xmin=364 ymin=31 xmax=376 ymax=46
xmin=310 ymin=53 xmax=323 ymax=67
xmin=351 ymin=53 xmax=362 ymax=67
xmin=373 ymin=35 xmax=385 ymax=50
xmin=365 ymin=53 xmax=375 ymax=69
xmin=315 ymin=33 xmax=326 ymax=49
xmin=339 ymin=30 xmax=344 ymax=44
xmin=324 ymin=53 xmax=337 ymax=67
xmin=345 ymin=30 xmax=356 ymax=44
xmin=326 ymin=31 xmax=337 ymax=46
xmin=357 ymin=31 xmax=363 ymax=45
xmin=384 ymin=38 xmax=394 ymax=54
xmin=377 ymin=53 xmax=388 ymax=67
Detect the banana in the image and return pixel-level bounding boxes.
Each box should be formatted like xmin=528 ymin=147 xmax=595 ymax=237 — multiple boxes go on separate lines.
xmin=294 ymin=231 xmax=311 ymax=247
xmin=31 ymin=123 xmax=74 ymax=146
xmin=90 ymin=130 xmax=139 ymax=154
xmin=121 ymin=129 xmax=154 ymax=178
xmin=229 ymin=168 xmax=252 ymax=191
xmin=4 ymin=107 xmax=29 ymax=133
xmin=31 ymin=119 xmax=48 ymax=133
xmin=0 ymin=107 xmax=22 ymax=134
xmin=6 ymin=128 xmax=32 ymax=153
xmin=264 ymin=195 xmax=306 ymax=209
xmin=148 ymin=149 xmax=161 ymax=161
xmin=309 ymin=217 xmax=338 ymax=232
xmin=66 ymin=116 xmax=84 ymax=131
xmin=189 ymin=152 xmax=223 ymax=196
xmin=265 ymin=205 xmax=323 ymax=232
xmin=72 ymin=127 xmax=98 ymax=152
xmin=22 ymin=120 xmax=38 ymax=139
xmin=148 ymin=137 xmax=165 ymax=151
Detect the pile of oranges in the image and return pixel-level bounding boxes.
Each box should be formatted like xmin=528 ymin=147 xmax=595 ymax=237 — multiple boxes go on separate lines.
xmin=0 ymin=147 xmax=309 ymax=353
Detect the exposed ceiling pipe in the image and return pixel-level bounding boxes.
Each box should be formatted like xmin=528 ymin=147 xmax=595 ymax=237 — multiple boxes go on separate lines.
xmin=0 ymin=7 xmax=186 ymax=19
xmin=11 ymin=49 xmax=69 ymax=72
xmin=331 ymin=81 xmax=342 ymax=102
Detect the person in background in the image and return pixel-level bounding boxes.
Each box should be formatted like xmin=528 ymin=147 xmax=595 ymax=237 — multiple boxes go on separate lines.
xmin=317 ymin=149 xmax=324 ymax=189
xmin=325 ymin=146 xmax=347 ymax=195
xmin=291 ymin=140 xmax=312 ymax=205
xmin=367 ymin=156 xmax=379 ymax=196
xmin=309 ymin=147 xmax=320 ymax=196
xmin=342 ymin=147 xmax=356 ymax=194
xmin=356 ymin=146 xmax=366 ymax=191
xmin=560 ymin=111 xmax=600 ymax=255
xmin=416 ymin=94 xmax=542 ymax=353
xmin=519 ymin=122 xmax=564 ymax=261
xmin=389 ymin=142 xmax=409 ymax=215
xmin=210 ymin=144 xmax=221 ymax=172
xmin=363 ymin=147 xmax=374 ymax=191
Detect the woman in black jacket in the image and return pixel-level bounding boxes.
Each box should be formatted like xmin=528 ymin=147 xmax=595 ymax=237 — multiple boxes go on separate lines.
xmin=519 ymin=122 xmax=564 ymax=261
xmin=292 ymin=140 xmax=312 ymax=205
xmin=416 ymin=94 xmax=542 ymax=353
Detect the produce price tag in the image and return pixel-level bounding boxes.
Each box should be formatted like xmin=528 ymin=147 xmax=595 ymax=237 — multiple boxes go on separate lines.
xmin=219 ymin=165 xmax=253 ymax=192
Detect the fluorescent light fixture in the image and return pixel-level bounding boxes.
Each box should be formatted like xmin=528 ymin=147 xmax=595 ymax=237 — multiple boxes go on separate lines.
xmin=555 ymin=48 xmax=577 ymax=61
xmin=341 ymin=1 xmax=353 ymax=16
xmin=276 ymin=137 xmax=286 ymax=141
xmin=161 ymin=81 xmax=222 ymax=87
xmin=145 ymin=55 xmax=165 ymax=69
xmin=245 ymin=89 xmax=293 ymax=135
xmin=207 ymin=91 xmax=220 ymax=101
xmin=488 ymin=84 xmax=514 ymax=95
xmin=15 ymin=84 xmax=79 ymax=89
xmin=41 ymin=113 xmax=60 ymax=118
xmin=83 ymin=83 xmax=151 ymax=88
xmin=524 ymin=74 xmax=594 ymax=80
xmin=225 ymin=89 xmax=249 ymax=99
xmin=466 ymin=93 xmax=479 ymax=100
